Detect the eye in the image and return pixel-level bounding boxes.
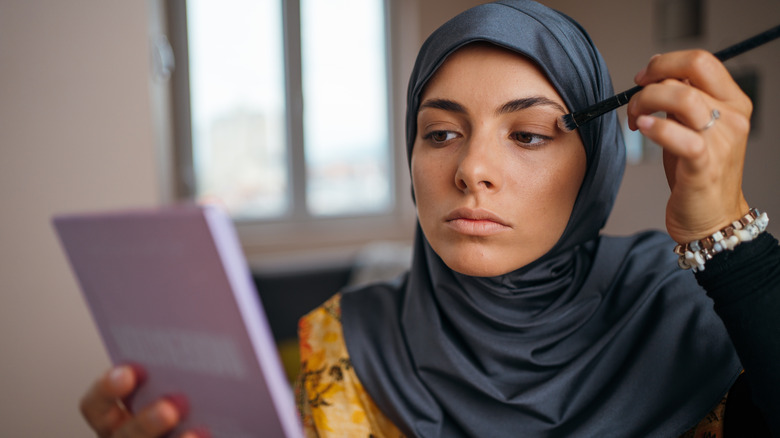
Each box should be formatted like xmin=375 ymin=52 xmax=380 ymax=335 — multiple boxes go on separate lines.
xmin=424 ymin=130 xmax=459 ymax=144
xmin=511 ymin=131 xmax=551 ymax=147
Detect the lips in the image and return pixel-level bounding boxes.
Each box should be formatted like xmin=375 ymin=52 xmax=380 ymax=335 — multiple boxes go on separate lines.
xmin=445 ymin=208 xmax=511 ymax=236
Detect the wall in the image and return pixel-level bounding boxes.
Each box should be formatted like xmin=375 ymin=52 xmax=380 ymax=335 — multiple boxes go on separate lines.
xmin=0 ymin=1 xmax=161 ymax=435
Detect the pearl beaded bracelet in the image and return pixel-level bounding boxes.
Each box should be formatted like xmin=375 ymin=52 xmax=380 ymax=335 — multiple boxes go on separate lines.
xmin=674 ymin=208 xmax=770 ymax=272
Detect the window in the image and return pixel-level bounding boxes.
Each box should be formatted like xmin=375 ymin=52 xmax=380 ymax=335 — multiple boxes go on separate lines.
xmin=163 ymin=0 xmax=417 ymax=255
xmin=182 ymin=0 xmax=392 ymax=221
xmin=299 ymin=0 xmax=392 ymax=217
xmin=162 ymin=0 xmax=415 ymax=255
xmin=186 ymin=0 xmax=290 ymax=219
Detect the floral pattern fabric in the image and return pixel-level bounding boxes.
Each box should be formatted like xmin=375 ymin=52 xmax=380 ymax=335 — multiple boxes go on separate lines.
xmin=296 ymin=294 xmax=405 ymax=438
xmin=295 ymin=293 xmax=725 ymax=437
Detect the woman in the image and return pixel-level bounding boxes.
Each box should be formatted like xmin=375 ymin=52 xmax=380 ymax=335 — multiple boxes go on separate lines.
xmin=81 ymin=1 xmax=779 ymax=436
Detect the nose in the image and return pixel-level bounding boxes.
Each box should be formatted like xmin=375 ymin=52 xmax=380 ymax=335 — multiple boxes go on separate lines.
xmin=454 ymin=135 xmax=503 ymax=193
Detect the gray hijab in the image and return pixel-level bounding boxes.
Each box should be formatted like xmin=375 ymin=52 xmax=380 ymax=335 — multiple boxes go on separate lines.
xmin=341 ymin=1 xmax=740 ymax=436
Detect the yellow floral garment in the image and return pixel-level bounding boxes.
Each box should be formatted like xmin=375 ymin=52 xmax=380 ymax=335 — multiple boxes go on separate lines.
xmin=296 ymin=294 xmax=405 ymax=438
xmin=295 ymin=293 xmax=726 ymax=437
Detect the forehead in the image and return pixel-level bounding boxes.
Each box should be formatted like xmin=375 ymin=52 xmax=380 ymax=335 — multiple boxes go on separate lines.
xmin=420 ymin=43 xmax=566 ymax=107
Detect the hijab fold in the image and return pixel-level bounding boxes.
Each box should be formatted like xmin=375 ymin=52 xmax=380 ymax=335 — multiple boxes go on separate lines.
xmin=342 ymin=1 xmax=740 ymax=436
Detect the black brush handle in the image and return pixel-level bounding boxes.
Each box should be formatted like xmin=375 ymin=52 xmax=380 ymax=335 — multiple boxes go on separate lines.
xmin=569 ymin=24 xmax=780 ymax=128
xmin=714 ymin=24 xmax=780 ymax=61
xmin=571 ymin=85 xmax=642 ymax=127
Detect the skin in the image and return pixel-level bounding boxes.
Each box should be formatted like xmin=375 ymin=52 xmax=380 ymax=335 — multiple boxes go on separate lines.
xmin=80 ymin=43 xmax=753 ymax=438
xmin=412 ymin=43 xmax=586 ymax=277
xmin=628 ymin=50 xmax=751 ymax=244
xmin=80 ymin=366 xmax=202 ymax=438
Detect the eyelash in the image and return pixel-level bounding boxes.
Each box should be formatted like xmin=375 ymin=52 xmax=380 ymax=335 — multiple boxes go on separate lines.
xmin=423 ymin=130 xmax=459 ymax=144
xmin=423 ymin=130 xmax=552 ymax=147
xmin=511 ymin=131 xmax=552 ymax=147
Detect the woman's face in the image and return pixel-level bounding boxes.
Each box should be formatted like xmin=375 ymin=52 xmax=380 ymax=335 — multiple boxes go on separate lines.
xmin=412 ymin=44 xmax=587 ymax=277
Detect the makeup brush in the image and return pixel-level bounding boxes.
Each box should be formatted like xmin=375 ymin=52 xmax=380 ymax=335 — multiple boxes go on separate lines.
xmin=557 ymin=24 xmax=780 ymax=132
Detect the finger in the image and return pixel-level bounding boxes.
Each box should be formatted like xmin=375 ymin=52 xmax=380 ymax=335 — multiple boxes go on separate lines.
xmin=639 ymin=113 xmax=747 ymax=212
xmin=627 ymin=80 xmax=713 ymax=132
xmin=81 ymin=366 xmax=138 ymax=436
xmin=634 ymin=50 xmax=750 ymax=108
xmin=114 ymin=398 xmax=181 ymax=438
xmin=636 ymin=114 xmax=708 ymax=168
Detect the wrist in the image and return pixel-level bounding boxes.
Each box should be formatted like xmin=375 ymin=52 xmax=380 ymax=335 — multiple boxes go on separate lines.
xmin=674 ymin=208 xmax=769 ymax=272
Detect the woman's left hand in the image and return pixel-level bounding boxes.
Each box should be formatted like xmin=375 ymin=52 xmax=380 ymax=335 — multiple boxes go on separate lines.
xmin=626 ymin=50 xmax=752 ymax=244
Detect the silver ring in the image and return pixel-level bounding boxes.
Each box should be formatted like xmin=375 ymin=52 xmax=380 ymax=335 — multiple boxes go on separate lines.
xmin=698 ymin=109 xmax=720 ymax=132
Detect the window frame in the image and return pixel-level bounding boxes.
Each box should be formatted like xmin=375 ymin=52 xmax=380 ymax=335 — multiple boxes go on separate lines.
xmin=163 ymin=0 xmax=417 ymax=258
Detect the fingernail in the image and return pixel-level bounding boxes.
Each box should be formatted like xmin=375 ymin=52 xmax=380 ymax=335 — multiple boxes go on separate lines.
xmin=635 ymin=54 xmax=661 ymax=83
xmin=163 ymin=393 xmax=190 ymax=420
xmin=637 ymin=115 xmax=656 ymax=131
xmin=149 ymin=399 xmax=179 ymax=428
xmin=127 ymin=363 xmax=147 ymax=385
xmin=109 ymin=366 xmax=131 ymax=386
xmin=634 ymin=67 xmax=647 ymax=84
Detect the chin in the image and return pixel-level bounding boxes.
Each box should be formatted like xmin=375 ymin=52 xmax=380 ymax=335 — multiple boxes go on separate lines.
xmin=454 ymin=265 xmax=511 ymax=277
xmin=440 ymin=251 xmax=524 ymax=278
xmin=426 ymin=234 xmax=545 ymax=277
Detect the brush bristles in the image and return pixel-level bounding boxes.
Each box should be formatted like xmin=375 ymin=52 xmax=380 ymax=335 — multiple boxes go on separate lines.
xmin=557 ymin=113 xmax=577 ymax=132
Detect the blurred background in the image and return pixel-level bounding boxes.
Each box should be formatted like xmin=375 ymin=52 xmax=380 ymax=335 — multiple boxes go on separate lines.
xmin=1 ymin=0 xmax=778 ymax=435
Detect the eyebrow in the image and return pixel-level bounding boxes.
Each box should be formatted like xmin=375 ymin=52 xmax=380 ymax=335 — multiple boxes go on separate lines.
xmin=418 ymin=96 xmax=567 ymax=116
xmin=419 ymin=98 xmax=467 ymax=113
xmin=495 ymin=96 xmax=567 ymax=116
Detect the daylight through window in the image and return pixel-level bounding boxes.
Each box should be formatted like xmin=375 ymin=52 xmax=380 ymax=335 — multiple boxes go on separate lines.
xmin=186 ymin=0 xmax=392 ymax=220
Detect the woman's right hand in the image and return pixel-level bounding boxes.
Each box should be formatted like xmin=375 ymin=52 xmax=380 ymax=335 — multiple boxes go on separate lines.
xmin=80 ymin=365 xmax=197 ymax=438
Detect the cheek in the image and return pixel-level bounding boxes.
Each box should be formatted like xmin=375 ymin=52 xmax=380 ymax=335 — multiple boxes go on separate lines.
xmin=411 ymin=149 xmax=447 ymax=207
xmin=559 ymin=149 xmax=587 ymax=203
xmin=527 ymin=166 xmax=580 ymax=203
xmin=411 ymin=148 xmax=456 ymax=248
xmin=506 ymin=147 xmax=585 ymax=234
xmin=541 ymin=149 xmax=586 ymax=223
